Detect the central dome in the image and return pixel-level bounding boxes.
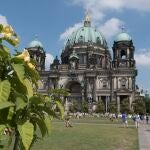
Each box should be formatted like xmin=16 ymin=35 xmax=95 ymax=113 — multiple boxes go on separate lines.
xmin=65 ymin=15 xmax=107 ymax=48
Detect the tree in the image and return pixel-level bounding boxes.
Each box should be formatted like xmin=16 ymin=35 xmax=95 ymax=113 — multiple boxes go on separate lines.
xmin=133 ymin=96 xmax=146 ymax=114
xmin=95 ymin=100 xmax=105 ymax=113
xmin=70 ymin=100 xmax=79 ymax=113
xmin=144 ymin=97 xmax=150 ymax=113
xmin=108 ymin=100 xmax=117 ymax=113
xmin=48 ymin=88 xmax=70 ymax=105
xmin=0 ymin=24 xmax=64 ymax=150
xmin=120 ymin=98 xmax=130 ymax=114
xmin=81 ymin=100 xmax=88 ymax=114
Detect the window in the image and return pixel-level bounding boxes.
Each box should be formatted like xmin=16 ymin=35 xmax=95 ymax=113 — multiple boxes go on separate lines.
xmin=78 ymin=35 xmax=84 ymax=43
xmin=121 ymin=78 xmax=126 ymax=88
xmin=96 ymin=37 xmax=101 ymax=45
xmin=79 ymin=54 xmax=86 ymax=64
xmin=121 ymin=50 xmax=126 ymax=59
xmin=102 ymin=80 xmax=107 ymax=88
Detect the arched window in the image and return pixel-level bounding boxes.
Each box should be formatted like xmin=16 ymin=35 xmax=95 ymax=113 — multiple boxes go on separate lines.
xmin=120 ymin=78 xmax=126 ymax=88
xmin=96 ymin=37 xmax=101 ymax=45
xmin=121 ymin=50 xmax=126 ymax=59
xmin=78 ymin=35 xmax=84 ymax=43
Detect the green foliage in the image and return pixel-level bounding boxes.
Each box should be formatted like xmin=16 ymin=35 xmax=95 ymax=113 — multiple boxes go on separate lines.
xmin=95 ymin=100 xmax=105 ymax=113
xmin=0 ymin=80 xmax=11 ymax=102
xmin=70 ymin=100 xmax=79 ymax=113
xmin=81 ymin=100 xmax=88 ymax=113
xmin=0 ymin=24 xmax=64 ymax=150
xmin=133 ymin=96 xmax=146 ymax=114
xmin=18 ymin=121 xmax=34 ymax=150
xmin=108 ymin=100 xmax=117 ymax=113
xmin=120 ymin=98 xmax=130 ymax=113
xmin=48 ymin=88 xmax=70 ymax=102
xmin=144 ymin=97 xmax=150 ymax=113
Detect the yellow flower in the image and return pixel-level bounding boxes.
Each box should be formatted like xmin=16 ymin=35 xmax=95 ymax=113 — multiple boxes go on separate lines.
xmin=16 ymin=49 xmax=30 ymax=62
xmin=1 ymin=25 xmax=14 ymax=38
xmin=28 ymin=62 xmax=35 ymax=69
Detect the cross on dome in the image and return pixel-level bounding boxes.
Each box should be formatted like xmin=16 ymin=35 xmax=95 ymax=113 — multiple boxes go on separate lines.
xmin=84 ymin=9 xmax=91 ymax=27
xmin=120 ymin=25 xmax=126 ymax=33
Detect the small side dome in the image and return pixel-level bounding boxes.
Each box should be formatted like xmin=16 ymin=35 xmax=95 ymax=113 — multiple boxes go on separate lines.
xmin=29 ymin=38 xmax=43 ymax=48
xmin=115 ymin=32 xmax=132 ymax=42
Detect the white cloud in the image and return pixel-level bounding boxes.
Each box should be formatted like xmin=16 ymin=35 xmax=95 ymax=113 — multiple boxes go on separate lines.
xmin=135 ymin=50 xmax=150 ymax=66
xmin=99 ymin=18 xmax=123 ymax=40
xmin=127 ymin=0 xmax=150 ymax=12
xmin=69 ymin=0 xmax=150 ymax=13
xmin=0 ymin=15 xmax=8 ymax=25
xmin=60 ymin=0 xmax=150 ymax=45
xmin=59 ymin=22 xmax=82 ymax=41
xmin=45 ymin=53 xmax=54 ymax=70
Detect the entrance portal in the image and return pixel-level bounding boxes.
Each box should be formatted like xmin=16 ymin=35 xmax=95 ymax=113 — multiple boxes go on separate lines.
xmin=66 ymin=81 xmax=82 ymax=102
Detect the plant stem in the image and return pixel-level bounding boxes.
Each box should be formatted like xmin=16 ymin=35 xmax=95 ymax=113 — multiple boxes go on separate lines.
xmin=13 ymin=130 xmax=19 ymax=150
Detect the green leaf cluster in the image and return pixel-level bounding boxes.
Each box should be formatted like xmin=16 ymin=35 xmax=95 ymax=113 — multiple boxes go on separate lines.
xmin=95 ymin=100 xmax=105 ymax=113
xmin=0 ymin=24 xmax=64 ymax=150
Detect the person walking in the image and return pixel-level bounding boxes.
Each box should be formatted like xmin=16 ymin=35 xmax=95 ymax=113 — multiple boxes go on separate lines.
xmin=64 ymin=113 xmax=72 ymax=127
xmin=146 ymin=114 xmax=149 ymax=124
xmin=135 ymin=114 xmax=140 ymax=128
xmin=122 ymin=112 xmax=128 ymax=128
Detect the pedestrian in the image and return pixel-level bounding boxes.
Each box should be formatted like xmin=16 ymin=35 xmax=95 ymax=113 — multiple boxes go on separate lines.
xmin=140 ymin=113 xmax=144 ymax=125
xmin=135 ymin=114 xmax=140 ymax=128
xmin=122 ymin=112 xmax=128 ymax=128
xmin=146 ymin=114 xmax=149 ymax=124
xmin=64 ymin=113 xmax=72 ymax=127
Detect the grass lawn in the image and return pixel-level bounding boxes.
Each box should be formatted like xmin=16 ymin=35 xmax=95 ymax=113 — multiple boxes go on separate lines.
xmin=31 ymin=119 xmax=138 ymax=150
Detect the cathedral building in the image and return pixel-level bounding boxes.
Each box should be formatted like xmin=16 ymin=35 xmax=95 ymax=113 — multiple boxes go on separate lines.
xmin=27 ymin=15 xmax=137 ymax=113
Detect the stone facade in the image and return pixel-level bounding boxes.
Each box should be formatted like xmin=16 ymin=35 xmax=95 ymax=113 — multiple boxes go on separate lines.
xmin=27 ymin=16 xmax=137 ymax=113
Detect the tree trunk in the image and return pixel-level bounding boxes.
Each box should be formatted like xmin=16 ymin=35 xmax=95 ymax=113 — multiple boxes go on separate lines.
xmin=13 ymin=131 xmax=19 ymax=150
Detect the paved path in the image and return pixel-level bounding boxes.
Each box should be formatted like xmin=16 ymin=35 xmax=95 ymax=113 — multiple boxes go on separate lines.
xmin=138 ymin=124 xmax=150 ymax=150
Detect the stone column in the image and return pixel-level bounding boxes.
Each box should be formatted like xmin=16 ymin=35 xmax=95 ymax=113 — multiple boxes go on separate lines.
xmin=129 ymin=94 xmax=133 ymax=110
xmin=117 ymin=95 xmax=120 ymax=113
xmin=105 ymin=96 xmax=108 ymax=112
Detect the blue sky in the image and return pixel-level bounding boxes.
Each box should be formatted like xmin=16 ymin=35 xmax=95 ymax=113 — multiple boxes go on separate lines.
xmin=0 ymin=0 xmax=150 ymax=93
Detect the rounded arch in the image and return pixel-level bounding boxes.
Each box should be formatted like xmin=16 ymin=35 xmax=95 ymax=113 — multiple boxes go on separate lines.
xmin=65 ymin=81 xmax=82 ymax=102
xmin=65 ymin=81 xmax=82 ymax=94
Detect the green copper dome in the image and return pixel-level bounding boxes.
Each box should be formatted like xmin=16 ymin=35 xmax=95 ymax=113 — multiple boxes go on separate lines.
xmin=29 ymin=38 xmax=43 ymax=48
xmin=115 ymin=32 xmax=132 ymax=42
xmin=65 ymin=16 xmax=107 ymax=48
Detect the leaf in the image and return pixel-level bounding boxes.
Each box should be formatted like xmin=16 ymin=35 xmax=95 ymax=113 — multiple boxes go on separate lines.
xmin=44 ymin=96 xmax=52 ymax=103
xmin=55 ymin=101 xmax=64 ymax=119
xmin=16 ymin=97 xmax=27 ymax=111
xmin=0 ymin=125 xmax=6 ymax=135
xmin=0 ymin=24 xmax=3 ymax=32
xmin=11 ymin=57 xmax=24 ymax=64
xmin=12 ymin=64 xmax=25 ymax=84
xmin=0 ymin=80 xmax=11 ymax=102
xmin=43 ymin=116 xmax=51 ymax=135
xmin=29 ymin=96 xmax=42 ymax=105
xmin=0 ymin=101 xmax=14 ymax=110
xmin=3 ymin=35 xmax=19 ymax=47
xmin=24 ymin=79 xmax=33 ymax=98
xmin=7 ymin=107 xmax=14 ymax=120
xmin=31 ymin=117 xmax=47 ymax=137
xmin=18 ymin=121 xmax=34 ymax=150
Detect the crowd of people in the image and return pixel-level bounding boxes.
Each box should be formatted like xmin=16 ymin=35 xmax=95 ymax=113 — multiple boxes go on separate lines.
xmin=121 ymin=113 xmax=149 ymax=128
xmin=64 ymin=112 xmax=150 ymax=128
